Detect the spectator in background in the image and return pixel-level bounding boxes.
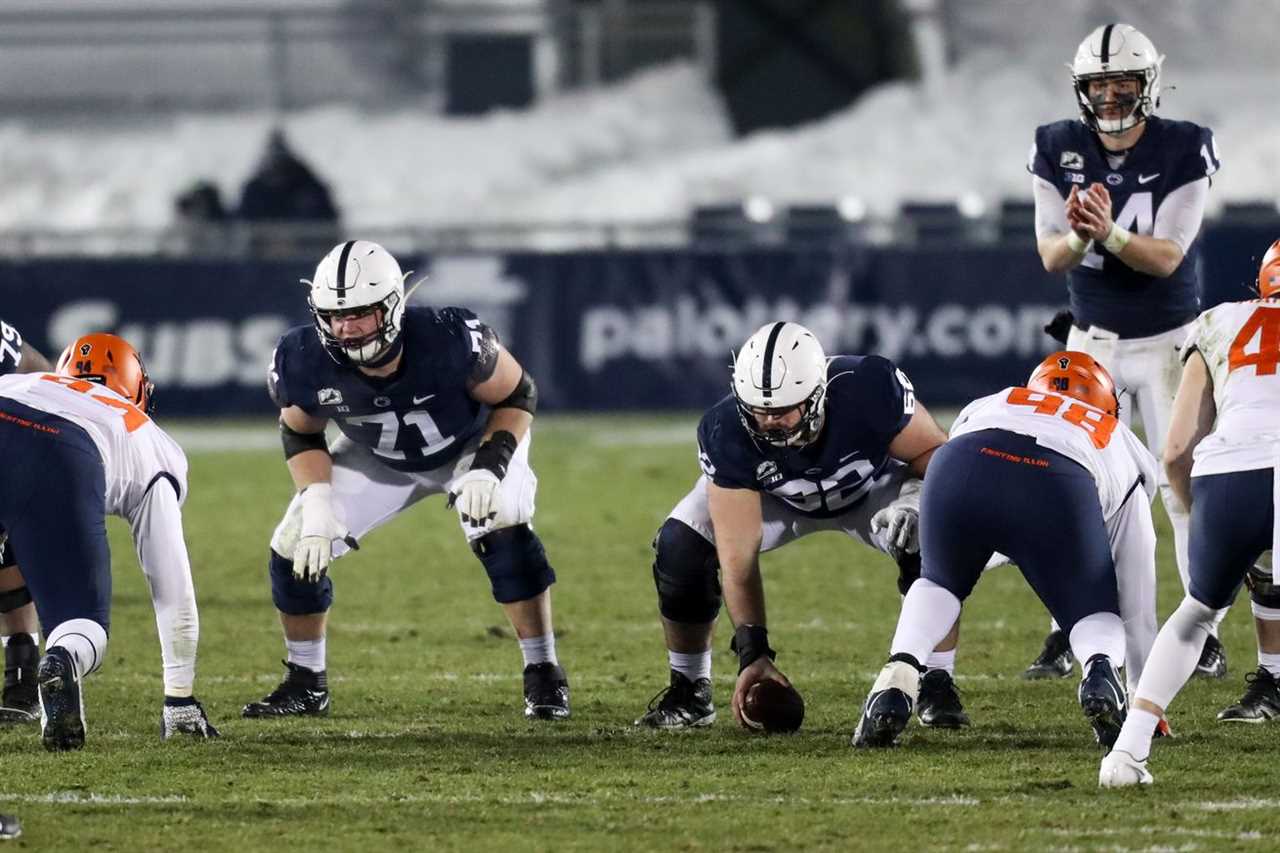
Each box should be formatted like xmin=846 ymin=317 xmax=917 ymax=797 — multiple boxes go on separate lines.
xmin=172 ymin=179 xmax=231 ymax=256
xmin=238 ymin=129 xmax=340 ymax=257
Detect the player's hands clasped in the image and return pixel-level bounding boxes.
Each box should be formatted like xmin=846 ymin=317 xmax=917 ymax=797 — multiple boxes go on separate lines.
xmin=293 ymin=483 xmax=354 ymax=582
xmin=1066 ymin=183 xmax=1114 ymax=242
xmin=160 ymin=696 xmax=220 ymax=740
xmin=448 ymin=468 xmax=501 ymax=534
xmin=731 ymin=657 xmax=791 ymax=729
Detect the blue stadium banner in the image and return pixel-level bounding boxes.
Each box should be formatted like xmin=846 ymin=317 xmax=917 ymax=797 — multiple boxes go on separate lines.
xmin=0 ymin=250 xmax=1068 ymax=415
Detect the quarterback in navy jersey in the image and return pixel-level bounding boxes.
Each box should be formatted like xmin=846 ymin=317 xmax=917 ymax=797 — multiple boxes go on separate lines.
xmin=635 ymin=322 xmax=966 ymax=733
xmin=1026 ymin=23 xmax=1224 ymax=680
xmin=242 ymin=240 xmax=570 ymax=722
xmin=0 ymin=318 xmax=50 ymax=724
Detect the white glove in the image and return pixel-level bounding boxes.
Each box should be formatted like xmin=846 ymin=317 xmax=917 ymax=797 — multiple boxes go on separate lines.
xmin=292 ymin=483 xmax=355 ymax=582
xmin=161 ymin=697 xmax=220 ymax=740
xmin=448 ymin=468 xmax=501 ymax=534
xmin=871 ymin=478 xmax=922 ymax=560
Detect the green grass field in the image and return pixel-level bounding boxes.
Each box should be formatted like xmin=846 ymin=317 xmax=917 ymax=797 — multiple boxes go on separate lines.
xmin=1 ymin=414 xmax=1275 ymax=851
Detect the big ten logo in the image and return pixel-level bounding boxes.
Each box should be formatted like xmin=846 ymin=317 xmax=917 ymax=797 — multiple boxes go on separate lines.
xmin=579 ymin=297 xmax=1064 ymax=372
xmin=49 ymin=300 xmax=289 ymax=389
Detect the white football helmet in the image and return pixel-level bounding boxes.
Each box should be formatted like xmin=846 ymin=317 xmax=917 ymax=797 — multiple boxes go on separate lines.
xmin=305 ymin=240 xmax=407 ymax=365
xmin=732 ymin=321 xmax=829 ymax=447
xmin=1070 ymin=24 xmax=1163 ymax=135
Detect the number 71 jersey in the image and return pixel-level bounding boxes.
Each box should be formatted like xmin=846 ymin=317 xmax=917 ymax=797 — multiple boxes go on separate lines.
xmin=1184 ymin=300 xmax=1280 ymax=476
xmin=950 ymin=387 xmax=1157 ymax=519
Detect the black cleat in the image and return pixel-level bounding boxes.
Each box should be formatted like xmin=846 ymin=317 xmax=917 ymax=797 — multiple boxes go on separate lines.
xmin=1193 ymin=633 xmax=1227 ymax=679
xmin=523 ymin=662 xmax=570 ymax=720
xmin=635 ymin=670 xmax=715 ymax=729
xmin=852 ymin=687 xmax=913 ymax=748
xmin=1078 ymin=653 xmax=1127 ymax=748
xmin=916 ymin=669 xmax=970 ymax=729
xmin=1023 ymin=629 xmax=1075 ymax=679
xmin=1 ymin=634 xmax=39 ymax=724
xmin=1217 ymin=667 xmax=1280 ymax=723
xmin=37 ymin=646 xmax=85 ymax=752
xmin=241 ymin=661 xmax=330 ymax=718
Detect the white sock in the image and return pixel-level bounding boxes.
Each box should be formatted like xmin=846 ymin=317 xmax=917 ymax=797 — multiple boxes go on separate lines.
xmin=1112 ymin=707 xmax=1160 ymax=762
xmin=46 ymin=618 xmax=108 ymax=679
xmin=518 ymin=633 xmax=558 ymax=667
xmin=669 ymin=650 xmax=712 ymax=682
xmin=891 ymin=579 xmax=962 ymax=664
xmin=1068 ymin=612 xmax=1125 ymax=666
xmin=1 ymin=631 xmax=38 ymax=648
xmin=286 ymin=637 xmax=327 ymax=673
xmin=1133 ymin=595 xmax=1220 ymax=709
xmin=1259 ymin=651 xmax=1280 ymax=679
xmin=925 ymin=648 xmax=956 ymax=675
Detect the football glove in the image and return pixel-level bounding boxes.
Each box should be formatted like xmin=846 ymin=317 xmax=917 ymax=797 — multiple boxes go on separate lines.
xmin=161 ymin=696 xmax=220 ymax=740
xmin=448 ymin=468 xmax=501 ymax=534
xmin=871 ymin=479 xmax=922 ymax=560
xmin=293 ymin=483 xmax=356 ymax=582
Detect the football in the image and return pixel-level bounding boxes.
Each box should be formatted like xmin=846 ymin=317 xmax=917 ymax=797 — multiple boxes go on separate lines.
xmin=741 ymin=680 xmax=805 ymax=733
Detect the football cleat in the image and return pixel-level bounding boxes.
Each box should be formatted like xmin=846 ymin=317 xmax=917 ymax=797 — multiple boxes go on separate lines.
xmin=1022 ymin=629 xmax=1075 ymax=679
xmin=916 ymin=669 xmax=970 ymax=729
xmin=241 ymin=661 xmax=330 ymax=718
xmin=1099 ymin=749 xmax=1154 ymax=788
xmin=37 ymin=646 xmax=85 ymax=752
xmin=0 ymin=812 xmax=21 ymax=841
xmin=523 ymin=662 xmax=570 ymax=720
xmin=1078 ymin=653 xmax=1127 ymax=748
xmin=635 ymin=670 xmax=715 ymax=729
xmin=852 ymin=687 xmax=913 ymax=748
xmin=1193 ymin=634 xmax=1227 ymax=679
xmin=1217 ymin=667 xmax=1280 ymax=723
xmin=1 ymin=634 xmax=39 ymax=724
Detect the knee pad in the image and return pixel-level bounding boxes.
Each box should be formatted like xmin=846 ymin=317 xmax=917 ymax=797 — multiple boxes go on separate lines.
xmin=269 ymin=549 xmax=333 ymax=615
xmin=652 ymin=519 xmax=721 ymax=623
xmin=0 ymin=584 xmax=32 ymax=614
xmin=472 ymin=524 xmax=555 ymax=604
xmin=895 ymin=552 xmax=921 ymax=597
xmin=1246 ymin=562 xmax=1280 ymax=610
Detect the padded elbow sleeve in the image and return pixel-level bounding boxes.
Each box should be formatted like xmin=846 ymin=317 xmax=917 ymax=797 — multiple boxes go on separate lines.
xmin=280 ymin=419 xmax=329 ymax=460
xmin=495 ymin=371 xmax=538 ymax=416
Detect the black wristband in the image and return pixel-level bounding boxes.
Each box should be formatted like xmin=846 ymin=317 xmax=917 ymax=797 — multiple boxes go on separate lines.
xmin=472 ymin=430 xmax=518 ymax=480
xmin=731 ymin=624 xmax=776 ymax=673
xmin=164 ymin=696 xmax=198 ymax=707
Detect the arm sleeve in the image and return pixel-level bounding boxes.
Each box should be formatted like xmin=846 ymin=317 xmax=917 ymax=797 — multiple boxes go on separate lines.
xmin=129 ymin=480 xmax=199 ymax=698
xmin=1033 ymin=175 xmax=1069 ymax=239
xmin=1153 ymin=177 xmax=1208 ymax=254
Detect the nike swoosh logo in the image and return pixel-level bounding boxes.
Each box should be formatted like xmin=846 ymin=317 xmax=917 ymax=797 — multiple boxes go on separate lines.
xmin=412 ymin=394 xmax=435 ymax=405
xmin=1137 ymin=173 xmax=1159 ymax=184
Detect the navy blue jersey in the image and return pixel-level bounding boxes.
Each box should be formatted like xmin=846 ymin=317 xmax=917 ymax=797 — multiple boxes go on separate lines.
xmin=0 ymin=317 xmax=27 ymax=376
xmin=1029 ymin=116 xmax=1220 ymax=337
xmin=269 ymin=306 xmax=491 ymax=472
xmin=697 ymin=355 xmax=913 ymax=518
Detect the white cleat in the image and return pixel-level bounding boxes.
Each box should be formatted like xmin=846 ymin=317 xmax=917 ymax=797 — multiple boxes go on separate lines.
xmin=1099 ymin=749 xmax=1154 ymax=788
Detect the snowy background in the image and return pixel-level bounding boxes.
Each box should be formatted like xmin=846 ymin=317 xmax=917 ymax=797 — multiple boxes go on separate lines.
xmin=0 ymin=0 xmax=1275 ymax=234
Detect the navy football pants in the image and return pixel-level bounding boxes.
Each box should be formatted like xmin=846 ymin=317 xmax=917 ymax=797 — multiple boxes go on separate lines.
xmin=920 ymin=429 xmax=1119 ymax=632
xmin=0 ymin=398 xmax=111 ymax=632
xmin=1187 ymin=468 xmax=1274 ymax=609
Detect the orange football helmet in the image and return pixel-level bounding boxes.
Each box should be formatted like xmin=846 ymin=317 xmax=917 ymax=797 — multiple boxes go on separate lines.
xmin=56 ymin=332 xmax=155 ymax=414
xmin=1259 ymin=239 xmax=1280 ymax=299
xmin=1027 ymin=350 xmax=1119 ymax=417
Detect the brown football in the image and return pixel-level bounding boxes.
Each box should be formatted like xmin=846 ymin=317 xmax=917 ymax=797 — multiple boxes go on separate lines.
xmin=742 ymin=680 xmax=805 ymax=733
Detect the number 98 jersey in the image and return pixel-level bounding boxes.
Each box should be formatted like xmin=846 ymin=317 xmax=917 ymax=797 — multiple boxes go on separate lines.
xmin=268 ymin=306 xmax=491 ymax=472
xmin=950 ymin=387 xmax=1156 ymax=519
xmin=1183 ymin=300 xmax=1280 ymax=476
xmin=697 ymin=355 xmax=914 ymax=519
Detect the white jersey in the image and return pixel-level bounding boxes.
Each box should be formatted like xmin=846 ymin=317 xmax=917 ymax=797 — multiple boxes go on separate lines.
xmin=951 ymin=387 xmax=1158 ymax=519
xmin=0 ymin=371 xmax=200 ymax=696
xmin=1183 ymin=300 xmax=1280 ymax=476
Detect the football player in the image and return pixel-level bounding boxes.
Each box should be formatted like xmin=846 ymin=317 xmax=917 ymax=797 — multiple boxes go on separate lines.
xmin=0 ymin=318 xmax=52 ymax=724
xmin=0 ymin=332 xmax=218 ymax=750
xmin=242 ymin=240 xmax=569 ymax=721
xmin=635 ymin=321 xmax=966 ymax=732
xmin=1101 ymin=241 xmax=1280 ymax=786
xmin=855 ymin=352 xmax=1158 ymax=751
xmin=1026 ymin=23 xmax=1224 ymax=680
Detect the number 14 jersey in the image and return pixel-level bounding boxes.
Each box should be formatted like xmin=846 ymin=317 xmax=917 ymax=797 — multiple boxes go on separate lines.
xmin=1183 ymin=300 xmax=1280 ymax=476
xmin=950 ymin=387 xmax=1157 ymax=520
